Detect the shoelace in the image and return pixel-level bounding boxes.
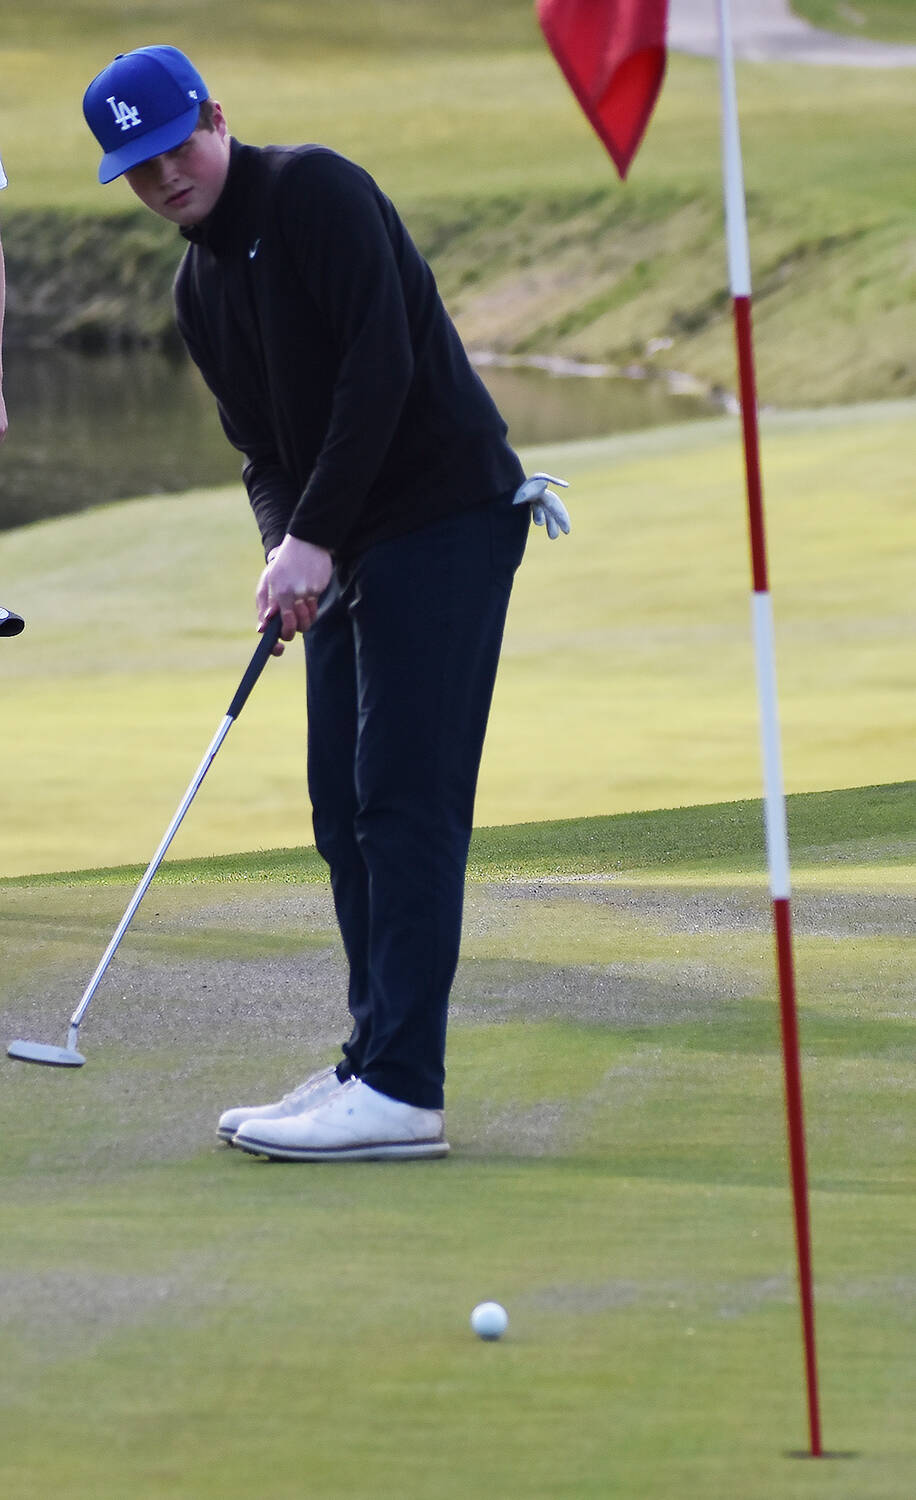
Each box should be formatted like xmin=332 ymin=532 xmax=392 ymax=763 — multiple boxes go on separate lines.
xmin=281 ymin=1070 xmax=333 ymax=1106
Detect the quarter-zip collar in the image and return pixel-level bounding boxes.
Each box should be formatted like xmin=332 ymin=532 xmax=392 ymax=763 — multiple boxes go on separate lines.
xmin=180 ymin=137 xmax=256 ymax=256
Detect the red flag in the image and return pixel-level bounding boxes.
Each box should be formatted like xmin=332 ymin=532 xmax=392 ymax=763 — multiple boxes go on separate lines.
xmin=537 ymin=0 xmax=668 ymax=178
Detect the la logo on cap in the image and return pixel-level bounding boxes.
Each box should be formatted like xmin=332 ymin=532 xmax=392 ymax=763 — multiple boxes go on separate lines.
xmin=107 ymin=97 xmax=142 ymax=132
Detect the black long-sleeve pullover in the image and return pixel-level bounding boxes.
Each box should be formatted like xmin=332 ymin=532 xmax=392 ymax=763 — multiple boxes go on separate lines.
xmin=175 ymin=139 xmax=525 ymax=558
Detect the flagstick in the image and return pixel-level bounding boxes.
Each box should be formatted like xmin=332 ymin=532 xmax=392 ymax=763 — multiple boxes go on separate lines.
xmin=714 ymin=0 xmax=823 ymax=1457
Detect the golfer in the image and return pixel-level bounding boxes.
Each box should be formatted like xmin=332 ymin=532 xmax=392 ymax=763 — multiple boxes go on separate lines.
xmin=83 ymin=46 xmax=568 ymax=1162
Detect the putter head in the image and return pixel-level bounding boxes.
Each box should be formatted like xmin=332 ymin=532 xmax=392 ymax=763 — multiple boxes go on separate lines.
xmin=7 ymin=1039 xmax=86 ymax=1068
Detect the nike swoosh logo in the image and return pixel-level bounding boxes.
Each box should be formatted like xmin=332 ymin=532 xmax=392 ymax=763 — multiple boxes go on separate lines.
xmin=248 ymin=238 xmax=261 ymax=260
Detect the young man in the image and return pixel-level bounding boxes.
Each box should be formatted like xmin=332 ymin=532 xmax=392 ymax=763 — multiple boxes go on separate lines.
xmin=83 ymin=46 xmax=568 ymax=1162
xmin=0 ymin=151 xmax=8 ymax=441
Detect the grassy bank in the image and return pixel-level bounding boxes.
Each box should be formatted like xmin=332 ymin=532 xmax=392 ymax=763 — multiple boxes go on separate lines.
xmin=1 ymin=4 xmax=915 ymax=400
xmin=4 ymin=781 xmax=913 ymax=893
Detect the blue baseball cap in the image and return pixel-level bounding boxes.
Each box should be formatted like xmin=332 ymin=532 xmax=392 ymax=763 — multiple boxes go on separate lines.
xmin=83 ymin=45 xmax=209 ymax=184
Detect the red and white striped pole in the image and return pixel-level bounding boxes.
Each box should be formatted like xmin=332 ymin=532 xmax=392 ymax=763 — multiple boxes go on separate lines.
xmin=715 ymin=0 xmax=822 ymax=1457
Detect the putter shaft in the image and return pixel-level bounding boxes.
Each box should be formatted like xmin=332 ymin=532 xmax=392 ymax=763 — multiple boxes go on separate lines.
xmin=8 ymin=615 xmax=283 ymax=1065
xmin=67 ymin=713 xmax=235 ymax=1040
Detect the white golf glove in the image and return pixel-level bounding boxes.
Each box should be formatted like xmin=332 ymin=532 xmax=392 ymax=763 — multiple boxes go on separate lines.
xmin=512 ymin=472 xmax=571 ymax=539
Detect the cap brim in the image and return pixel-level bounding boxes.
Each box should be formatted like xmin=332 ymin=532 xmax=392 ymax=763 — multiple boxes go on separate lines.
xmin=98 ymin=103 xmax=200 ymax=184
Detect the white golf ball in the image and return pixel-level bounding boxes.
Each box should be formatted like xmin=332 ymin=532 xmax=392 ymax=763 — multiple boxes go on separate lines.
xmin=470 ymin=1301 xmax=508 ymax=1340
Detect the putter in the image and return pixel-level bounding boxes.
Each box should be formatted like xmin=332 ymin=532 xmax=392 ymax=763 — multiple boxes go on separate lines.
xmin=7 ymin=612 xmax=284 ymax=1068
xmin=0 ymin=606 xmax=25 ymax=637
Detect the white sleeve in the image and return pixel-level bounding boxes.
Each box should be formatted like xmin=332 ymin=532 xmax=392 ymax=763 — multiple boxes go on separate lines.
xmin=0 ymin=155 xmax=7 ymax=189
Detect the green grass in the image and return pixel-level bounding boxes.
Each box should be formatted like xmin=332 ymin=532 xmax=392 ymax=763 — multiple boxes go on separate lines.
xmin=0 ymin=14 xmax=912 ymax=1490
xmin=2 ymin=405 xmax=914 ymax=877
xmin=4 ymin=780 xmax=913 ymax=891
xmin=1 ymin=787 xmax=913 ymax=1498
xmin=794 ymin=0 xmax=916 ymax=42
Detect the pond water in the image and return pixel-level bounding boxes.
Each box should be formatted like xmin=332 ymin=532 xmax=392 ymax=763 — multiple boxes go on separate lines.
xmin=0 ymin=347 xmax=717 ymax=533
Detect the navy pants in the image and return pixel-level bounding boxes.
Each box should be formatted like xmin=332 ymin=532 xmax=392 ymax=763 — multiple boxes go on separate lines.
xmin=304 ymin=494 xmax=528 ymax=1109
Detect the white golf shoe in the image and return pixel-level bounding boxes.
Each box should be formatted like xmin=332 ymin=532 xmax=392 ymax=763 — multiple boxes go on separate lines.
xmin=232 ymin=1078 xmax=449 ymax=1161
xmin=216 ymin=1065 xmax=345 ymax=1145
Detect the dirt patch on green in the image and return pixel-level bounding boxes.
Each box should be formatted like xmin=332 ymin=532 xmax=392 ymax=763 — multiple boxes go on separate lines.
xmin=3 ymin=877 xmax=758 ymax=1064
xmin=487 ymin=878 xmax=916 ymax=938
xmin=2 ymin=873 xmax=907 ymax=1170
xmin=12 ymin=870 xmax=903 ymax=1087
xmin=451 ymin=957 xmax=742 ymax=1025
xmin=0 ymin=1263 xmax=227 ymax=1370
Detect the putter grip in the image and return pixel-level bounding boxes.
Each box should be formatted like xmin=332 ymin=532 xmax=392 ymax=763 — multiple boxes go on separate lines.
xmin=227 ymin=613 xmax=284 ymax=720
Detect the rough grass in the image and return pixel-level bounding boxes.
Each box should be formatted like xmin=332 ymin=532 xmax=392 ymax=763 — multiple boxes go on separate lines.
xmin=0 ymin=787 xmax=913 ymax=1498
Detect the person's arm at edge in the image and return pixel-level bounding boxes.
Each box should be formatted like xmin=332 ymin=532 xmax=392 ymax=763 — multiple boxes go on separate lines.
xmin=0 ymin=213 xmax=8 ymax=441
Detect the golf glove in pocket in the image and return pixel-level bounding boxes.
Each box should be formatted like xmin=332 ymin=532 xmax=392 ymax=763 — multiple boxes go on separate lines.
xmin=513 ymin=472 xmax=571 ymax=539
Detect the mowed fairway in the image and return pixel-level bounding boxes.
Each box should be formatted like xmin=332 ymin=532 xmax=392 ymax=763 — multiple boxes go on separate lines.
xmin=0 ymin=790 xmax=913 ymax=1498
xmin=1 ymin=401 xmax=914 ymax=876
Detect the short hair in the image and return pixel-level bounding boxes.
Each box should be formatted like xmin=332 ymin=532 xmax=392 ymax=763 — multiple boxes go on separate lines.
xmin=196 ymin=99 xmax=218 ymax=132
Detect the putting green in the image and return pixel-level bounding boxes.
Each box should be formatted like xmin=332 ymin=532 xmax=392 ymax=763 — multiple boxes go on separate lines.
xmin=0 ymin=791 xmax=912 ymax=1498
xmin=1 ymin=404 xmax=914 ymax=876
